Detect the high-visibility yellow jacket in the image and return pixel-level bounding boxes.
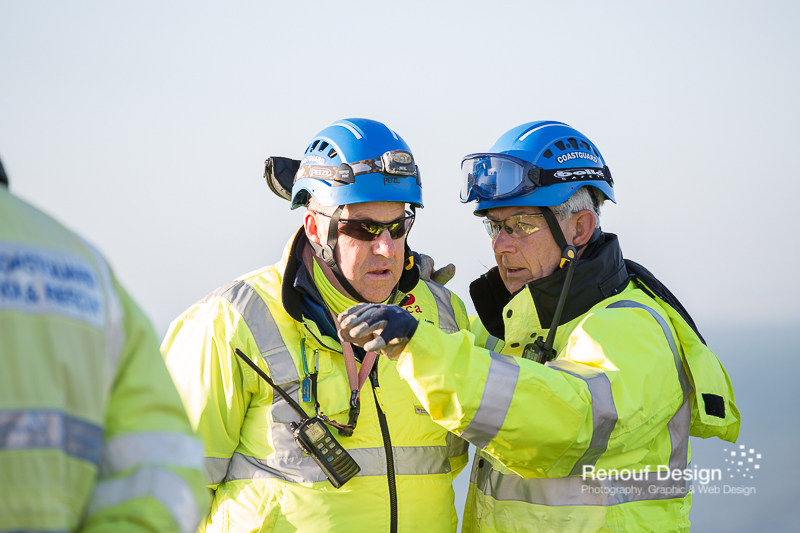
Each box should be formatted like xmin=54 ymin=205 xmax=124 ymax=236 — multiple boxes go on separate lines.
xmin=161 ymin=229 xmax=470 ymax=533
xmin=0 ymin=187 xmax=208 ymax=533
xmin=394 ymin=232 xmax=739 ymax=533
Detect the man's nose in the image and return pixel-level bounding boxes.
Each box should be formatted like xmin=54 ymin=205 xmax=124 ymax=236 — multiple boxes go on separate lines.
xmin=372 ymin=228 xmax=396 ymax=257
xmin=492 ymin=230 xmax=515 ymax=254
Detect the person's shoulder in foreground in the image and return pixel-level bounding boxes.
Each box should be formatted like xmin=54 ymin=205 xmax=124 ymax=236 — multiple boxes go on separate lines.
xmin=0 ymin=160 xmax=208 ymax=533
xmin=340 ymin=121 xmax=739 ymax=533
xmin=161 ymin=119 xmax=470 ymax=533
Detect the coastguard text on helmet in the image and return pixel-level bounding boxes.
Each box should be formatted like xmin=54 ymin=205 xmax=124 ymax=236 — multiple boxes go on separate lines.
xmin=557 ymin=151 xmax=599 ymax=164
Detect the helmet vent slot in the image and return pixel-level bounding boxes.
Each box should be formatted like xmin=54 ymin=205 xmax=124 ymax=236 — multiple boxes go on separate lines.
xmin=311 ymin=140 xmax=320 ymax=151
xmin=567 ymin=138 xmax=579 ymax=149
xmin=328 ymin=148 xmax=337 ymax=158
xmin=554 ymin=141 xmax=566 ymax=151
xmin=543 ymin=149 xmax=553 ymax=159
xmin=580 ymin=140 xmax=590 ymax=150
xmin=318 ymin=141 xmax=329 ymax=152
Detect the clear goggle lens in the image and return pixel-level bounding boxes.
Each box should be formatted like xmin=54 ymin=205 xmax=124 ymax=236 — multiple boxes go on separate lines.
xmin=461 ymin=153 xmax=538 ymax=203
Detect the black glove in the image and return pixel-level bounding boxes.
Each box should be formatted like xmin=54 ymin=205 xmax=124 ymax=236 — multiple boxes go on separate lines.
xmin=338 ymin=304 xmax=419 ymax=360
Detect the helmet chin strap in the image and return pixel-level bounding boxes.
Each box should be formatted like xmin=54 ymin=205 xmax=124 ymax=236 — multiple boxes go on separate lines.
xmin=532 ymin=206 xmax=581 ymax=363
xmin=307 ymin=206 xmax=371 ymax=303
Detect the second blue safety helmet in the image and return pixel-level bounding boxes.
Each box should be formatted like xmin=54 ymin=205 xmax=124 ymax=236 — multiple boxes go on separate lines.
xmin=291 ymin=118 xmax=423 ymax=210
xmin=461 ymin=121 xmax=615 ymax=215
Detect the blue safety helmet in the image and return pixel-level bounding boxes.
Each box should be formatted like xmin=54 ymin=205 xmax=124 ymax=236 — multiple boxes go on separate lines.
xmin=461 ymin=121 xmax=615 ymax=215
xmin=291 ymin=118 xmax=423 ymax=210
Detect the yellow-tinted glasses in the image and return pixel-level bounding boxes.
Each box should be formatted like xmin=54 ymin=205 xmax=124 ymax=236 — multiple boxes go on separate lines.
xmin=483 ymin=213 xmax=547 ymax=240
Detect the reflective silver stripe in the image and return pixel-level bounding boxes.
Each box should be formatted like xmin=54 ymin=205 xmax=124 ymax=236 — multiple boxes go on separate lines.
xmin=87 ymin=466 xmax=200 ymax=533
xmin=205 ymin=456 xmax=232 ymax=485
xmin=606 ymin=300 xmax=693 ymax=402
xmin=471 ymin=462 xmax=690 ymax=506
xmin=545 ymin=359 xmax=618 ymax=475
xmin=0 ymin=410 xmax=103 ymax=464
xmin=668 ymin=399 xmax=691 ymax=471
xmin=388 ymin=445 xmax=451 ymax=475
xmin=484 ymin=334 xmax=501 ymax=352
xmin=98 ymin=432 xmax=204 ymax=476
xmin=225 ymin=445 xmax=451 ymax=484
xmin=447 ymin=431 xmax=469 ymax=458
xmin=423 ymin=280 xmax=459 ymax=334
xmin=461 ymin=351 xmax=519 ymax=449
xmin=221 ymin=280 xmax=299 ymax=385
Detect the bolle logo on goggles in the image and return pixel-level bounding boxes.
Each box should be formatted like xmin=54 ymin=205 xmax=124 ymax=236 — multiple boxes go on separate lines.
xmin=556 ymin=151 xmax=599 ymax=164
xmin=554 ymin=168 xmax=605 ymax=181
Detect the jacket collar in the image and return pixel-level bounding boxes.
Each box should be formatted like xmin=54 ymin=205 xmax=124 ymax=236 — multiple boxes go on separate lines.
xmin=470 ymin=231 xmax=631 ymax=340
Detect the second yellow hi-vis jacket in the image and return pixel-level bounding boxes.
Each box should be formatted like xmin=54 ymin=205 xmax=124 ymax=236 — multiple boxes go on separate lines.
xmin=161 ymin=229 xmax=470 ymax=532
xmin=394 ymin=232 xmax=740 ymax=533
xmin=1 ymin=186 xmax=208 ymax=532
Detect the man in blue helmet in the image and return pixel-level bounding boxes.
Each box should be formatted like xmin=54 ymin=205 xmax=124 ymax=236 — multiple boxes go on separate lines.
xmin=161 ymin=119 xmax=470 ymax=532
xmin=339 ymin=121 xmax=740 ymax=532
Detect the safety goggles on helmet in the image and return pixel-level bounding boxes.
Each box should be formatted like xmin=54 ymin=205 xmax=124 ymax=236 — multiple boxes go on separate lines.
xmin=313 ymin=211 xmax=415 ymax=242
xmin=461 ymin=153 xmax=613 ymax=204
xmin=461 ymin=153 xmax=540 ymax=203
xmin=483 ymin=213 xmax=547 ymax=240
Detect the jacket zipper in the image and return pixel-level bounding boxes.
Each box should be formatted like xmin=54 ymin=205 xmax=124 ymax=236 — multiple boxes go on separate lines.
xmin=370 ymin=366 xmax=397 ymax=533
xmin=302 ymin=322 xmax=342 ymax=354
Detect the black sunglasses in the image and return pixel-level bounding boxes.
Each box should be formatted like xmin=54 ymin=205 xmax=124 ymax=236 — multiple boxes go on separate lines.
xmin=312 ymin=211 xmax=415 ymax=242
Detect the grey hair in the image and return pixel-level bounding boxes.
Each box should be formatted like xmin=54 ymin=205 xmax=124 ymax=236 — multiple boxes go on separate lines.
xmin=550 ymin=186 xmax=605 ymax=229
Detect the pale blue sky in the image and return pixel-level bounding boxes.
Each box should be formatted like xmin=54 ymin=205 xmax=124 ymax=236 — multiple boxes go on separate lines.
xmin=2 ymin=2 xmax=799 ymax=529
xmin=3 ymin=1 xmax=798 ymax=331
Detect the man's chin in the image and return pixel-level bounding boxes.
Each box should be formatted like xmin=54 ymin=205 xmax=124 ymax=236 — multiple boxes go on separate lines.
xmin=353 ymin=280 xmax=396 ymax=303
xmin=505 ymin=276 xmax=534 ymax=294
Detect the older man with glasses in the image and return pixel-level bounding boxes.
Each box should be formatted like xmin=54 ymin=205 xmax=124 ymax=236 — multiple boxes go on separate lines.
xmin=340 ymin=121 xmax=740 ymax=533
xmin=161 ymin=118 xmax=470 ymax=533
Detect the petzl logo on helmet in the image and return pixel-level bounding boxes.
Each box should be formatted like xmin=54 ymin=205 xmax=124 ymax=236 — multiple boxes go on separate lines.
xmin=554 ymin=168 xmax=605 ymax=181
xmin=556 ymin=151 xmax=599 ymax=164
xmin=310 ymin=166 xmax=334 ymax=178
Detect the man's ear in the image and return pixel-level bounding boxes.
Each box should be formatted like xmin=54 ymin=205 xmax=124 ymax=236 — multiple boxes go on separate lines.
xmin=571 ymin=210 xmax=597 ymax=247
xmin=304 ymin=211 xmax=324 ymax=245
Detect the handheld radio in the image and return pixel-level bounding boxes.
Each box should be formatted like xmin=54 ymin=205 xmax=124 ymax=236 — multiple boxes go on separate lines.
xmin=234 ymin=348 xmax=360 ymax=488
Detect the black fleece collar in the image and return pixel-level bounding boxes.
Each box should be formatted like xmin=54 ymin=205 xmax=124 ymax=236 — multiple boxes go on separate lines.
xmin=470 ymin=231 xmax=631 ymax=340
xmin=281 ymin=228 xmax=421 ymax=322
